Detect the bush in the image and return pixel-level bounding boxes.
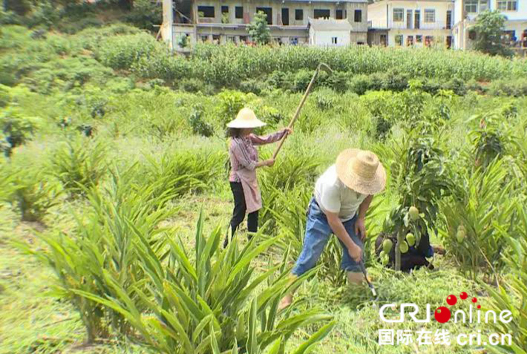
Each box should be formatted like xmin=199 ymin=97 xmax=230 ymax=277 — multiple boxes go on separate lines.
xmin=239 ymin=78 xmax=267 ymax=94
xmin=178 ymin=77 xmax=206 ymax=93
xmin=48 ymin=138 xmax=107 ymax=198
xmin=188 ymin=105 xmax=214 ymax=137
xmin=488 ymin=79 xmax=527 ymax=97
xmin=124 ymin=0 xmax=162 ymax=32
xmin=95 ymin=33 xmax=159 ymax=70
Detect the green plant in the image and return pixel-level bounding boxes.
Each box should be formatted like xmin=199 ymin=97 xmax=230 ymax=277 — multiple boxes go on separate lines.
xmin=49 ymin=138 xmax=107 ymax=197
xmin=188 ymin=105 xmax=214 ymax=137
xmin=217 ymin=90 xmax=256 ymax=128
xmin=74 ymin=212 xmax=335 ymax=353
xmin=485 ymin=204 xmax=527 ymax=353
xmin=247 ymin=11 xmax=271 ymax=45
xmin=383 ymin=136 xmax=453 ymax=271
xmin=5 ymin=166 xmax=60 ymax=222
xmin=139 ymin=149 xmax=224 ymax=199
xmin=441 ymin=159 xmax=519 ymax=277
xmin=472 ymin=10 xmax=513 ymax=57
xmin=26 ymin=168 xmax=178 ymax=342
xmin=1 ymin=109 xmax=39 ymax=153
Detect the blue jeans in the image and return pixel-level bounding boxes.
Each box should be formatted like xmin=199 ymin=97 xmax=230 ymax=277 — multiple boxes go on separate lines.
xmin=292 ymin=197 xmax=364 ymax=276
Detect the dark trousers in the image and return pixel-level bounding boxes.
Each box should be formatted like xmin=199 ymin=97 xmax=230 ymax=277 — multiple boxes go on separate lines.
xmin=225 ymin=182 xmax=258 ymax=245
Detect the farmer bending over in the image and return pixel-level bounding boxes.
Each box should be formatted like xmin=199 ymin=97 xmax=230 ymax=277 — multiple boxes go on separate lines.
xmin=281 ymin=149 xmax=386 ymax=308
xmin=225 ymin=108 xmax=291 ymax=246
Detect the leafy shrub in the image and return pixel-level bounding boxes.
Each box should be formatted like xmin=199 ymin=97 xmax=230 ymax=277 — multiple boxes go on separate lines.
xmin=488 ymin=79 xmax=527 ymax=97
xmin=381 ymin=70 xmax=409 ymax=92
xmin=441 ymin=160 xmax=519 ymax=276
xmin=26 ymin=0 xmax=60 ymax=29
xmin=95 ymin=33 xmax=159 ymax=70
xmin=139 ymin=149 xmax=225 ymax=199
xmin=188 ymin=105 xmax=214 ymax=137
xmin=48 ymin=138 xmax=107 ymax=197
xmin=0 ymin=9 xmax=22 ymax=25
xmin=1 ymin=109 xmax=39 ymax=151
xmin=27 ymin=169 xmax=178 ymax=342
xmin=485 ymin=205 xmax=527 ymax=353
xmin=239 ymin=78 xmax=267 ymax=94
xmin=68 ymin=213 xmax=335 ymax=352
xmin=217 ymin=90 xmax=256 ymax=127
xmin=178 ymin=78 xmax=206 ymax=93
xmin=443 ymin=77 xmax=467 ymax=96
xmin=293 ymin=69 xmax=313 ymax=92
xmin=124 ymin=0 xmax=162 ymax=32
xmin=324 ymin=71 xmax=349 ymax=93
xmin=0 ymin=85 xmax=11 ymax=107
xmin=12 ymin=173 xmax=61 ymax=222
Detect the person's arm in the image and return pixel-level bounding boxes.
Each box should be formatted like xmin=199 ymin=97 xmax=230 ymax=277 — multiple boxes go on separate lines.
xmin=326 ymin=211 xmax=362 ymax=263
xmin=250 ymin=128 xmax=292 ymax=146
xmin=354 ymin=195 xmax=373 ymax=241
xmin=231 ymin=143 xmax=273 ymax=170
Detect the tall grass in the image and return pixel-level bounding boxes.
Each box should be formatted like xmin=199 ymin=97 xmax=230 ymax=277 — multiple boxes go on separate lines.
xmin=25 ymin=168 xmax=178 ymax=342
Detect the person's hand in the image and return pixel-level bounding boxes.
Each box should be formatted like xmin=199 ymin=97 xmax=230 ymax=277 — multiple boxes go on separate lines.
xmin=284 ymin=128 xmax=293 ymax=136
xmin=266 ymin=158 xmax=275 ymax=167
xmin=354 ymin=217 xmax=367 ymax=241
xmin=348 ymin=243 xmax=362 ymax=263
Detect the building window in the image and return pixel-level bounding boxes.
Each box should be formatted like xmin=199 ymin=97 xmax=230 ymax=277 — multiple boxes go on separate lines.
xmin=282 ymin=8 xmax=289 ymax=25
xmin=395 ymin=35 xmax=403 ymax=46
xmin=425 ymin=35 xmax=434 ymax=46
xmin=393 ymin=8 xmax=404 ymax=22
xmin=416 ymin=35 xmax=423 ymax=43
xmin=314 ymin=9 xmax=330 ymax=19
xmin=465 ymin=0 xmax=478 ymax=13
xmin=407 ymin=35 xmax=414 ymax=46
xmin=256 ymin=7 xmax=273 ymax=25
xmin=201 ymin=35 xmax=208 ymax=42
xmin=479 ymin=0 xmax=489 ymax=11
xmin=380 ymin=34 xmax=387 ymax=46
xmin=424 ymin=9 xmax=435 ymax=23
xmin=336 ymin=9 xmax=343 ymax=19
xmin=446 ymin=10 xmax=452 ymax=29
xmin=332 ymin=37 xmax=338 ymax=44
xmin=235 ymin=6 xmax=243 ymax=19
xmin=198 ymin=6 xmax=215 ymax=18
xmin=354 ymin=9 xmax=362 ymax=22
xmin=497 ymin=1 xmax=518 ymax=11
xmin=221 ymin=6 xmax=229 ymax=14
xmin=295 ymin=9 xmax=303 ymax=21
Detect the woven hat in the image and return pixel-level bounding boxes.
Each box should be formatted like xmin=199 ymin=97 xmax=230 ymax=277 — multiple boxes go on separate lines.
xmin=336 ymin=149 xmax=386 ymax=195
xmin=227 ymin=108 xmax=266 ymax=128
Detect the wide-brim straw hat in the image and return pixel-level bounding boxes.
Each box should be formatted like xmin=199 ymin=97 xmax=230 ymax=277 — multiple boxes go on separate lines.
xmin=336 ymin=149 xmax=386 ymax=195
xmin=227 ymin=108 xmax=266 ymax=128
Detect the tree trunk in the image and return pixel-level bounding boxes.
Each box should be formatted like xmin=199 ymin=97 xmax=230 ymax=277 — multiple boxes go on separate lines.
xmin=395 ymin=233 xmax=403 ymax=271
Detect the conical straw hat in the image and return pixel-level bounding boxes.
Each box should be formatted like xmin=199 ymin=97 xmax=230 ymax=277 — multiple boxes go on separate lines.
xmin=336 ymin=149 xmax=386 ymax=195
xmin=227 ymin=108 xmax=266 ymax=128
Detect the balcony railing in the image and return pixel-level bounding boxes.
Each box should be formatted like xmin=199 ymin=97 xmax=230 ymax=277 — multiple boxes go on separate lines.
xmin=368 ymin=19 xmax=452 ymax=30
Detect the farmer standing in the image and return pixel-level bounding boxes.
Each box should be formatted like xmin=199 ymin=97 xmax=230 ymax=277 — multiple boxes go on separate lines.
xmin=281 ymin=149 xmax=386 ymax=308
xmin=225 ymin=108 xmax=291 ymax=246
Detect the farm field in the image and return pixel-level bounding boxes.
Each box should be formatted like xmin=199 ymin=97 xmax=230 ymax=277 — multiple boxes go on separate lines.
xmin=1 ymin=19 xmax=527 ymax=354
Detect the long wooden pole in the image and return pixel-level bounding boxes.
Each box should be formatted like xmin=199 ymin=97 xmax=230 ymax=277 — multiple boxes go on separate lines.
xmin=272 ymin=63 xmax=331 ymax=160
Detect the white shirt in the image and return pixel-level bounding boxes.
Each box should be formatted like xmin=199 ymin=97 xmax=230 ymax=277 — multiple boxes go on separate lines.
xmin=314 ymin=165 xmax=367 ymax=221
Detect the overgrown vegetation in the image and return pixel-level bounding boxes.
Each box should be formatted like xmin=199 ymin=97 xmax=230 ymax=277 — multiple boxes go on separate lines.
xmin=1 ymin=13 xmax=527 ymax=354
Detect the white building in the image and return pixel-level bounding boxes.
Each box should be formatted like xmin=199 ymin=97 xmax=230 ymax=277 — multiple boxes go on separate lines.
xmin=453 ymin=0 xmax=527 ymax=50
xmin=368 ymin=0 xmax=454 ymax=48
xmin=161 ymin=0 xmax=368 ymax=51
xmin=308 ymin=18 xmax=354 ymax=46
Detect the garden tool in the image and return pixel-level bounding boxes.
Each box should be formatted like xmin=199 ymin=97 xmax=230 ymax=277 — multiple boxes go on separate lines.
xmin=272 ymin=63 xmax=333 ymax=160
xmin=359 ymin=261 xmax=377 ymax=298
